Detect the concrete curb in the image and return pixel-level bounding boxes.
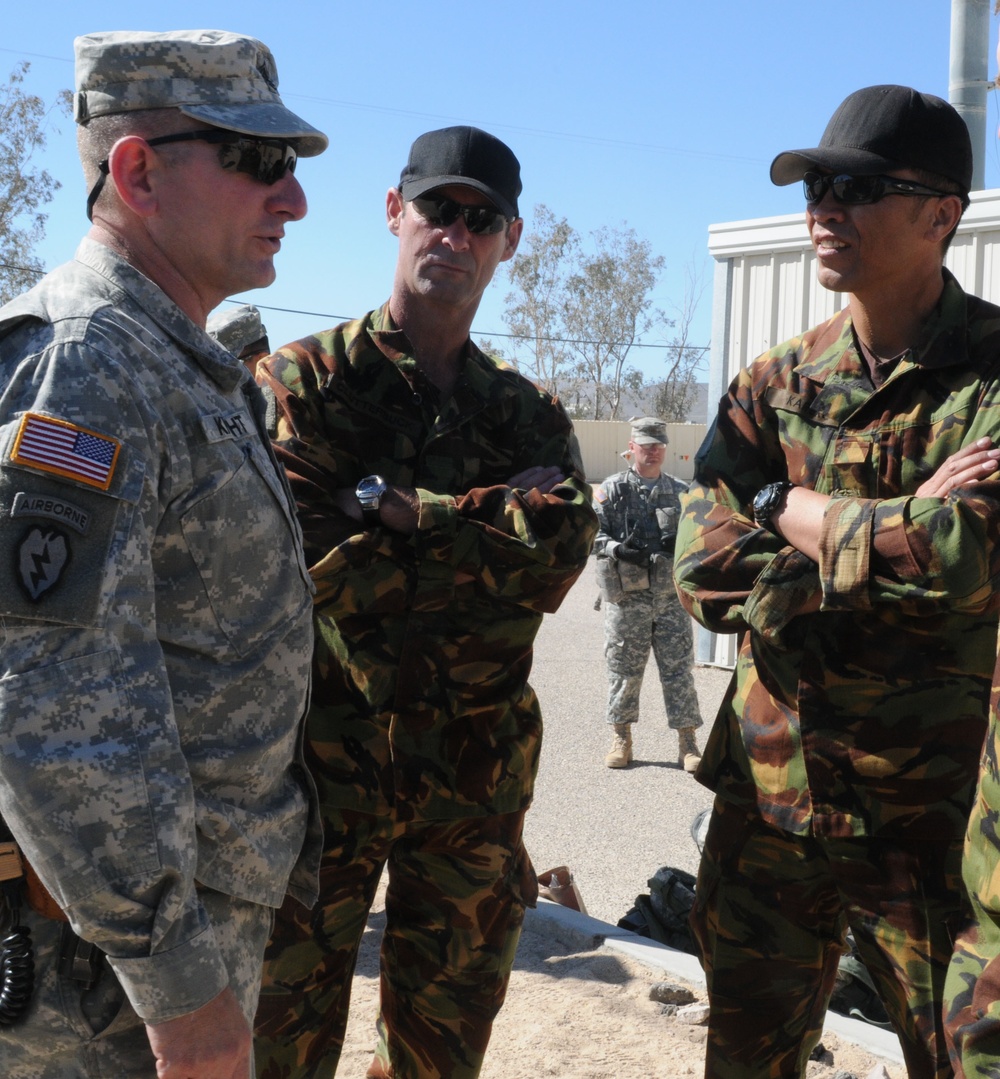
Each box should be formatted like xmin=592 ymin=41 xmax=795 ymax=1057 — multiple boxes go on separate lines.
xmin=526 ymin=899 xmax=905 ymax=1066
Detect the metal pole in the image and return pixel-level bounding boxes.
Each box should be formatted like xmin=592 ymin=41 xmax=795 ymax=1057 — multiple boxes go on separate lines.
xmin=950 ymin=0 xmax=991 ymax=191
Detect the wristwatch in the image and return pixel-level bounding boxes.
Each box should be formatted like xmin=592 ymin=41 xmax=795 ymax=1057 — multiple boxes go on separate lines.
xmin=355 ymin=474 xmax=388 ymax=529
xmin=752 ymin=481 xmax=793 ymax=532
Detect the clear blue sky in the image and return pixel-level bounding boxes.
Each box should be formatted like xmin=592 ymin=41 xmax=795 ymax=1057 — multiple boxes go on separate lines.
xmin=6 ymin=1 xmax=1000 ymax=380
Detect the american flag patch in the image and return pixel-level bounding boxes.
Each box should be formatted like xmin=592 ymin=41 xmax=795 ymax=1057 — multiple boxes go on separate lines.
xmin=11 ymin=413 xmax=120 ymax=491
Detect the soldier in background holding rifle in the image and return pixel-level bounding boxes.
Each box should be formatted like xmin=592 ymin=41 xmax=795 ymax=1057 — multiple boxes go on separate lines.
xmin=594 ymin=416 xmax=704 ymax=771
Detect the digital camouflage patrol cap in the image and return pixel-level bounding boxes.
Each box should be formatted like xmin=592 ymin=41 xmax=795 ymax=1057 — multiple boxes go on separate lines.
xmin=629 ymin=417 xmax=668 ymax=446
xmin=207 ymin=304 xmax=269 ymax=359
xmin=73 ymin=29 xmax=328 ymax=156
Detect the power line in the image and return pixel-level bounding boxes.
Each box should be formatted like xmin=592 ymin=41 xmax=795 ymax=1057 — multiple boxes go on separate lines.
xmin=0 ymin=267 xmax=709 ymax=354
xmin=0 ymin=261 xmax=44 ymax=277
xmin=0 ymin=44 xmax=761 ymax=168
xmin=223 ymin=296 xmax=711 ymax=353
xmin=0 ymin=46 xmax=70 ymax=65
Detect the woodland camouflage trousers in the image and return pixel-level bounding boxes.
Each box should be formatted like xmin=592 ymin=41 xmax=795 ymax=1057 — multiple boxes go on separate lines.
xmin=255 ymin=807 xmax=536 ymax=1079
xmin=693 ymin=796 xmax=967 ymax=1079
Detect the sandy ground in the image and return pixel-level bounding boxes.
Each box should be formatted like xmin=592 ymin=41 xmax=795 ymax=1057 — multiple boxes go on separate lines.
xmin=334 ymin=890 xmax=905 ymax=1079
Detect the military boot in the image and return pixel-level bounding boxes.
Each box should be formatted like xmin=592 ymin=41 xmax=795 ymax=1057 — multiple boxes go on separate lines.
xmin=678 ymin=727 xmax=701 ymax=774
xmin=605 ymin=723 xmax=633 ymax=769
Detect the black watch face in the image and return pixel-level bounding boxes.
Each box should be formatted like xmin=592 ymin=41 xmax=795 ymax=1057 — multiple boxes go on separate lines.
xmin=754 ymin=485 xmax=777 ymax=521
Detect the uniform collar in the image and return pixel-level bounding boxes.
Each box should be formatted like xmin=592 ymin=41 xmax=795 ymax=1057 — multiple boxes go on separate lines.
xmin=793 ymin=269 xmax=970 ymax=386
xmin=74 ymin=237 xmax=248 ymax=392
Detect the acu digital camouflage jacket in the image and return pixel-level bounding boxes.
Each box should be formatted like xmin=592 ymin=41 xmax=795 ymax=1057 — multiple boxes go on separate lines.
xmin=0 ymin=239 xmax=319 ymax=1023
xmin=258 ymin=302 xmax=597 ymax=821
xmin=673 ymin=271 xmax=1000 ymax=841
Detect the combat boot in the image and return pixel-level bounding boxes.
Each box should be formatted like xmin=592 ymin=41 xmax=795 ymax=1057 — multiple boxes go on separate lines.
xmin=605 ymin=723 xmax=633 ymax=769
xmin=678 ymin=727 xmax=701 ymax=774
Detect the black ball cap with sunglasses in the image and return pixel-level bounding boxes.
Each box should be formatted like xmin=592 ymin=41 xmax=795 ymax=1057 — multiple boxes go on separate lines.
xmin=768 ymin=83 xmax=972 ymax=205
xmin=73 ymin=29 xmax=329 ymax=221
xmin=399 ymin=126 xmax=522 ymax=234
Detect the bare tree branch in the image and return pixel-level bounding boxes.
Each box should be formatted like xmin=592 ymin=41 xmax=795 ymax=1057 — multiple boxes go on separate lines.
xmin=651 ymin=256 xmax=709 ymax=421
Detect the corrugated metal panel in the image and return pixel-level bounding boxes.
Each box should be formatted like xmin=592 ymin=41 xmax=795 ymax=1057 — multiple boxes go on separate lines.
xmin=980 ymin=229 xmax=1000 ymax=301
xmin=746 ymin=256 xmax=776 ymax=366
xmin=774 ymin=253 xmax=806 ymax=347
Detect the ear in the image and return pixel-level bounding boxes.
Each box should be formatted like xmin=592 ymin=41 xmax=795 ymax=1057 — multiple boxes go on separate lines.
xmin=106 ymin=136 xmax=161 ymax=218
xmin=499 ymin=216 xmax=523 ymax=262
xmin=386 ymin=187 xmax=404 ymax=236
xmin=927 ymin=194 xmax=963 ymax=245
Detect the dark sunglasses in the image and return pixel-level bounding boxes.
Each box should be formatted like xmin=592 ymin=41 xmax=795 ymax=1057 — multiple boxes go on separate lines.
xmin=409 ymin=192 xmax=509 ymax=235
xmin=86 ymin=130 xmax=298 ymax=221
xmin=802 ymin=171 xmax=953 ymax=206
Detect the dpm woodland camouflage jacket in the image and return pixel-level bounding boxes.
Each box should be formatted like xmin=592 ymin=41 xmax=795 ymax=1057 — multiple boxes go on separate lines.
xmin=673 ymin=271 xmax=1000 ymax=841
xmin=258 ymin=302 xmax=597 ymax=821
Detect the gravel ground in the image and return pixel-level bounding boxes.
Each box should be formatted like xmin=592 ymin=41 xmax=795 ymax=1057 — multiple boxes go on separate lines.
xmin=523 ymin=555 xmax=731 ymax=927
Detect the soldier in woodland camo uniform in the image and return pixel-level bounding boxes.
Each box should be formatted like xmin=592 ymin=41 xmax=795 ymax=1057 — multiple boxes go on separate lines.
xmin=673 ymin=85 xmax=1000 ymax=1079
xmin=593 ymin=417 xmax=703 ymax=771
xmin=942 ymin=23 xmax=1000 ymax=1078
xmin=0 ymin=30 xmax=327 ymax=1078
xmin=253 ymin=127 xmax=596 ymax=1079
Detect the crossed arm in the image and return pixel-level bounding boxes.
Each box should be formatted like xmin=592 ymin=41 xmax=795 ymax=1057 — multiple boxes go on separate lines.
xmin=770 ymin=438 xmax=1000 ymax=560
xmin=330 ymin=464 xmax=567 ymax=535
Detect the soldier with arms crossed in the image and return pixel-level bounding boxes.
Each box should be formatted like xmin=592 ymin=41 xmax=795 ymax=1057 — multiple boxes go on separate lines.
xmin=253 ymin=126 xmax=597 ymax=1079
xmin=673 ymin=85 xmax=1000 ymax=1078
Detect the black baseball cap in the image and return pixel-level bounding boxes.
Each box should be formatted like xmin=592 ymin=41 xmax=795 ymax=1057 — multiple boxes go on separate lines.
xmin=770 ymin=84 xmax=972 ymax=194
xmin=399 ymin=126 xmax=521 ymax=219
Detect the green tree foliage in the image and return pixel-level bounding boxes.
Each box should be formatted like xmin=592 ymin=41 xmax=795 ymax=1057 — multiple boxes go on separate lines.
xmin=0 ymin=62 xmax=71 ymax=305
xmin=563 ymin=224 xmax=665 ymax=419
xmin=503 ymin=205 xmax=687 ymax=420
xmin=502 ymin=205 xmax=578 ymax=396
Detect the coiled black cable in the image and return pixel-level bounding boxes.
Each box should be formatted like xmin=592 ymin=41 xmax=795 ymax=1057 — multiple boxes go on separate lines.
xmin=0 ymin=921 xmax=33 ymax=1024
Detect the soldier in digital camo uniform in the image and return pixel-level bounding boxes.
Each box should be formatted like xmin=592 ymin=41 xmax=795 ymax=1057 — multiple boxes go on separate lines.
xmin=208 ymin=303 xmax=271 ymax=377
xmin=0 ymin=30 xmax=327 ymax=1078
xmin=672 ymin=85 xmax=1000 ymax=1078
xmin=253 ymin=126 xmax=597 ymax=1079
xmin=593 ymin=416 xmax=703 ymax=771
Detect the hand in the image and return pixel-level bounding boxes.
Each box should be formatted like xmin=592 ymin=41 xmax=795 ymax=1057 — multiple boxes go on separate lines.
xmin=507 ymin=465 xmax=565 ymax=495
xmin=145 ymin=987 xmax=251 ymax=1078
xmin=915 ymin=437 xmax=1000 ymax=497
xmin=332 ymin=486 xmax=363 ymax=523
xmin=616 ymin=529 xmax=649 ymax=565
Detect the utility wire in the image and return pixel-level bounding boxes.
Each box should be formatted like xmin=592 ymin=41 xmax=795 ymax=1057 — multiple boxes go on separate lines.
xmin=0 ymin=264 xmax=711 ymax=351
xmin=223 ymin=297 xmax=711 ymax=353
xmin=0 ymin=45 xmax=760 ymax=167
xmin=0 ymin=261 xmax=44 ymax=277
